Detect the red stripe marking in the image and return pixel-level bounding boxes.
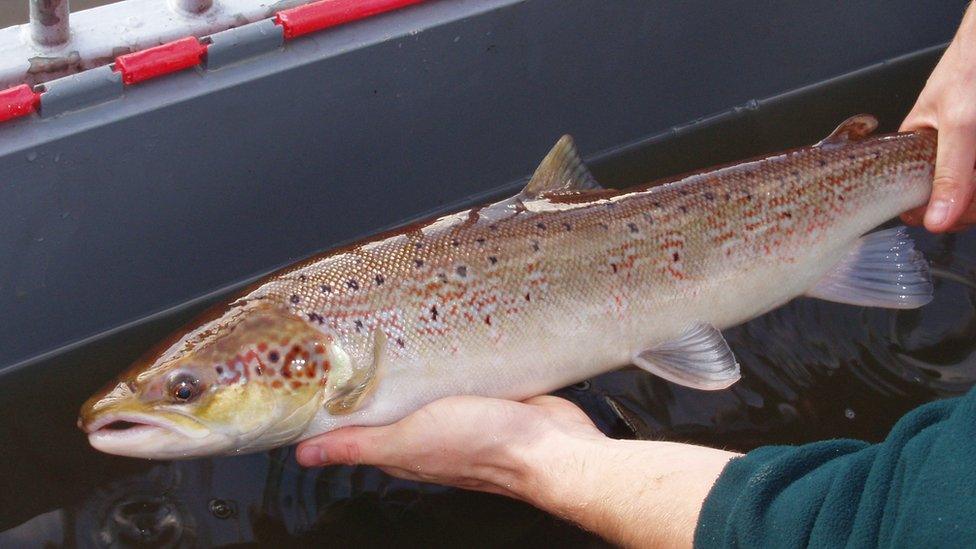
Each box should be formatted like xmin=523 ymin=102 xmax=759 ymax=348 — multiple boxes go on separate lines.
xmin=114 ymin=37 xmax=208 ymax=85
xmin=0 ymin=85 xmax=40 ymax=122
xmin=276 ymin=0 xmax=425 ymax=39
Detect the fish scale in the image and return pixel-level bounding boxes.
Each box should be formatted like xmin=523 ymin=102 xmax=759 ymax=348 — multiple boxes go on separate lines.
xmin=79 ymin=115 xmax=939 ymax=458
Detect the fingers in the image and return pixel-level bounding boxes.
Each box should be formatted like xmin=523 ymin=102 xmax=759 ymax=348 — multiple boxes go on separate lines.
xmin=296 ymin=424 xmax=397 ymax=467
xmin=899 ymin=103 xmax=935 ymax=132
xmin=925 ymin=121 xmax=976 ymax=232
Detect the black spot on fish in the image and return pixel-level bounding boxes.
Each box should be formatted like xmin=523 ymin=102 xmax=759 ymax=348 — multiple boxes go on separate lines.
xmin=290 ymin=294 xmax=300 ymax=304
xmin=723 ymin=193 xmax=731 ymax=201
xmin=673 ymin=252 xmax=680 ymax=262
xmin=611 ymin=263 xmax=618 ymax=273
xmin=652 ymin=201 xmax=662 ymax=208
xmin=783 ymin=212 xmax=792 ymax=219
xmin=745 ymin=193 xmax=752 ymax=201
xmin=536 ymin=222 xmax=546 ymax=230
xmin=847 ymin=154 xmax=856 ymax=160
xmin=627 ymin=223 xmax=639 ymax=233
xmin=430 ymin=305 xmax=438 ymax=321
xmin=818 ymin=159 xmax=827 ymax=167
xmin=347 ymin=279 xmax=359 ymax=290
xmin=525 ymin=293 xmax=531 ymax=302
xmin=438 ymin=272 xmax=448 ymax=283
xmin=476 ymin=237 xmax=486 ymax=245
xmin=790 ymin=170 xmax=799 ymax=177
xmin=563 ymin=222 xmax=572 ymax=231
xmin=838 ymin=195 xmax=845 ymax=201
xmin=679 ymin=189 xmax=688 ymax=196
xmin=679 ymin=206 xmax=688 ymax=213
xmin=375 ymin=274 xmax=385 ymax=285
xmin=456 ymin=265 xmax=467 ymax=277
xmin=321 ymin=284 xmax=332 ymax=294
xmin=396 ymin=337 xmax=405 ymax=348
xmin=451 ymin=238 xmax=460 ymax=247
xmin=216 ymin=366 xmax=223 ymax=374
xmin=484 ymin=315 xmax=492 ymax=326
xmin=599 ymin=222 xmax=609 ymax=230
xmin=298 ymin=274 xmax=307 ymax=282
xmin=704 ymin=192 xmax=715 ymax=201
xmin=488 ymin=256 xmax=498 ymax=265
xmin=873 ymin=151 xmax=881 ymax=159
xmin=413 ymin=242 xmax=423 ymax=249
xmin=354 ymin=320 xmax=364 ymax=332
xmin=531 ymin=240 xmax=540 ymax=252
xmin=307 ymin=312 xmax=324 ymax=324
xmin=414 ymin=259 xmax=424 ymax=268
xmin=269 ymin=351 xmax=279 ymax=363
xmin=489 ymin=224 xmax=498 ymax=231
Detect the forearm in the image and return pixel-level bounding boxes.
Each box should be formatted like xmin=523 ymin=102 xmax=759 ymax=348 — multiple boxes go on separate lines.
xmin=512 ymin=435 xmax=740 ymax=548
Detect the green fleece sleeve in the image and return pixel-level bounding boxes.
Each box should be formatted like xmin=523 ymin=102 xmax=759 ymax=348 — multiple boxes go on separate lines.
xmin=694 ymin=388 xmax=976 ymax=548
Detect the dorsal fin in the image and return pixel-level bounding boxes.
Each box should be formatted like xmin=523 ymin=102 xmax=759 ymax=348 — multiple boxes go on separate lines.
xmin=816 ymin=114 xmax=878 ymax=148
xmin=519 ymin=135 xmax=602 ymax=200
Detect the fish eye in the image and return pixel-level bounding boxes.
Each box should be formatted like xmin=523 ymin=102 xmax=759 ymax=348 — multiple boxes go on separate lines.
xmin=169 ymin=374 xmax=202 ymax=403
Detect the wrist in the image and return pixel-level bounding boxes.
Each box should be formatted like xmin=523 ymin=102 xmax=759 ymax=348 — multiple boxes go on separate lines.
xmin=510 ymin=430 xmax=617 ymax=516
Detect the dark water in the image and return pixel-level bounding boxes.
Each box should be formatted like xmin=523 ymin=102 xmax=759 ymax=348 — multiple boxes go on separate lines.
xmin=3 ymin=48 xmax=975 ymax=548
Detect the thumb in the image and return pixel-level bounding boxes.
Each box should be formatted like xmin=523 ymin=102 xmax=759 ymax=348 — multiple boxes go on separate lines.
xmin=296 ymin=424 xmax=399 ymax=467
xmin=926 ymin=123 xmax=976 ymax=232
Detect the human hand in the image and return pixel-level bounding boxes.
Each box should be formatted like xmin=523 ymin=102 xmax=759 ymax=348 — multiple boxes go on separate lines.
xmin=296 ymin=394 xmax=605 ymax=500
xmin=296 ymin=394 xmax=739 ymax=547
xmin=901 ymin=5 xmax=976 ymax=233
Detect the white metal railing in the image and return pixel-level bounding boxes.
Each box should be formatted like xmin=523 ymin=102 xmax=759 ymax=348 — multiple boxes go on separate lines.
xmin=2 ymin=0 xmax=312 ymax=88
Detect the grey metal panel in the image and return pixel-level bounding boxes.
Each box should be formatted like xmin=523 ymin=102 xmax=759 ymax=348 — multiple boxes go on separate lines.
xmin=0 ymin=0 xmax=968 ymax=369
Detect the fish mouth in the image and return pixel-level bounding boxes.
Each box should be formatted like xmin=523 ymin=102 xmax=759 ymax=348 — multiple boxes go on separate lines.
xmin=80 ymin=410 xmax=224 ymax=459
xmin=78 ymin=406 xmax=210 ymax=457
xmin=82 ymin=411 xmax=206 ymax=438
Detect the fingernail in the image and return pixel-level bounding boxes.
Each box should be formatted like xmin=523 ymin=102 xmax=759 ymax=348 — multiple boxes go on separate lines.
xmin=298 ymin=446 xmax=326 ymax=465
xmin=926 ymin=200 xmax=950 ymax=227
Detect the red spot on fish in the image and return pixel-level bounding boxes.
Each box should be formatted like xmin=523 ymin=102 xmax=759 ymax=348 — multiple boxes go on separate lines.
xmin=313 ymin=343 xmax=325 ymax=354
xmin=272 ymin=380 xmax=283 ymax=389
xmin=282 ymin=346 xmax=301 ymax=378
xmin=257 ymin=342 xmax=268 ymax=352
xmin=291 ymin=381 xmax=303 ymax=390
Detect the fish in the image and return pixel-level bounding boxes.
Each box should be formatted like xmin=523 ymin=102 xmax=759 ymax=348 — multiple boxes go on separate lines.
xmin=79 ymin=114 xmax=937 ymax=459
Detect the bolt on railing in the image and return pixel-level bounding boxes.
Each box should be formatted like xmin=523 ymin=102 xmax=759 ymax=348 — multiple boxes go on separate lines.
xmin=28 ymin=0 xmax=217 ymax=48
xmin=171 ymin=0 xmax=213 ymax=14
xmin=29 ymin=0 xmax=70 ymax=46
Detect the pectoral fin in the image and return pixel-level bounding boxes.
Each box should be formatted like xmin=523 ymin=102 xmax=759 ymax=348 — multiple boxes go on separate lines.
xmin=632 ymin=323 xmax=740 ymax=390
xmin=806 ymin=227 xmax=933 ymax=309
xmin=325 ymin=332 xmax=386 ymax=415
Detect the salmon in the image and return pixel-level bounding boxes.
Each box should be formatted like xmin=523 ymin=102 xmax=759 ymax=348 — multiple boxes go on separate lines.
xmin=79 ymin=114 xmax=936 ymax=458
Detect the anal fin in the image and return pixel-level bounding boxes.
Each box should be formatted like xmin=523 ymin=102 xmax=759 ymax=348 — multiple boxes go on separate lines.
xmin=806 ymin=227 xmax=933 ymax=309
xmin=632 ymin=323 xmax=740 ymax=391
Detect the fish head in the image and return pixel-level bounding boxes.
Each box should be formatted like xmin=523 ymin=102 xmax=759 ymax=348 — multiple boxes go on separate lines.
xmin=79 ymin=304 xmax=333 ymax=459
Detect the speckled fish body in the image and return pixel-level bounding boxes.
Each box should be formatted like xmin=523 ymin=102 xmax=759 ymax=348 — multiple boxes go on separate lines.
xmin=79 ymin=116 xmax=937 ymax=458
